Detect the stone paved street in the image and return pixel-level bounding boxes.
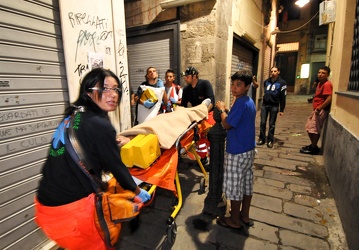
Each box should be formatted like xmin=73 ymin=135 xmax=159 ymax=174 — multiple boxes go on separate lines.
xmin=117 ymin=95 xmax=348 ymax=250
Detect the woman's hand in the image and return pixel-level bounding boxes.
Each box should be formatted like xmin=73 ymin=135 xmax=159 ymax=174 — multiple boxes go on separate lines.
xmin=116 ymin=135 xmax=131 ymax=147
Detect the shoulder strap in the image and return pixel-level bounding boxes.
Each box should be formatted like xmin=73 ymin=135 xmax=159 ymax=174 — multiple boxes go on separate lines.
xmin=65 ymin=113 xmax=104 ymax=193
xmin=175 ymin=84 xmax=180 ymax=94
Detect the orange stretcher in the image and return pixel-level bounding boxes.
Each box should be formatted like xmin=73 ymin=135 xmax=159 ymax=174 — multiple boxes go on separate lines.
xmin=128 ymin=118 xmax=213 ymax=244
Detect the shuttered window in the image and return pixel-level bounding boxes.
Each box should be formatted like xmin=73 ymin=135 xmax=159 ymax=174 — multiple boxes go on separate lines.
xmin=348 ymin=0 xmax=359 ymax=91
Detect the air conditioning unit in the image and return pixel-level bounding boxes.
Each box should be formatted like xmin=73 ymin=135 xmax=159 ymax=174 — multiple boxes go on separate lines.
xmin=319 ymin=1 xmax=336 ymax=25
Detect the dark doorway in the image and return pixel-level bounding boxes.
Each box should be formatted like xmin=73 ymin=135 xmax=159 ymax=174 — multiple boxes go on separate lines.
xmin=275 ymin=52 xmax=297 ymax=92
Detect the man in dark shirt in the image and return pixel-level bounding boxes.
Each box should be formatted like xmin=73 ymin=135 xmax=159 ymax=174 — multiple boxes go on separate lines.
xmin=258 ymin=66 xmax=287 ymax=148
xmin=180 ymin=66 xmax=215 ymax=169
xmin=180 ymin=66 xmax=215 ymax=111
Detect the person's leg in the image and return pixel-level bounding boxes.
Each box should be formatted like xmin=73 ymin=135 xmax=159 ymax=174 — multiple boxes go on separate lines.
xmin=240 ymin=150 xmax=255 ymax=225
xmin=301 ymin=111 xmax=323 ymax=154
xmin=267 ymin=106 xmax=279 ymax=143
xmin=309 ymin=133 xmax=320 ymax=147
xmin=35 ymin=194 xmax=106 ymax=250
xmin=259 ymin=105 xmax=268 ymax=143
xmin=240 ymin=194 xmax=252 ymax=223
xmin=220 ymin=153 xmax=243 ymax=228
xmin=222 ymin=200 xmax=242 ymax=228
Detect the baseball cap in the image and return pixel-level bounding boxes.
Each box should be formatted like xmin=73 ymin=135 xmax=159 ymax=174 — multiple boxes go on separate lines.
xmin=182 ymin=66 xmax=198 ymax=76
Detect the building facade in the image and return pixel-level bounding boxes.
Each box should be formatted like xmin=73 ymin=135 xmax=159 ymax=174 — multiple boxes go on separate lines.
xmin=322 ymin=0 xmax=359 ymax=249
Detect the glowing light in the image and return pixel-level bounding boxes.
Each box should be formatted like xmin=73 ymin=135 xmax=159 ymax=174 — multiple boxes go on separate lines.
xmin=295 ymin=0 xmax=310 ymax=8
xmin=300 ymin=63 xmax=310 ymax=78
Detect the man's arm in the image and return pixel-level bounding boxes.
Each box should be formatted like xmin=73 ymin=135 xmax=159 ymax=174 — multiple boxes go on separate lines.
xmin=252 ymin=76 xmax=259 ymax=88
xmin=317 ymin=94 xmax=332 ymax=112
xmin=279 ymin=83 xmax=287 ymax=116
xmin=203 ymin=80 xmax=215 ymax=111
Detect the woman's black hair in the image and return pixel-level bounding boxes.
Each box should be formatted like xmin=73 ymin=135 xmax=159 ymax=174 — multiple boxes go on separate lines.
xmin=65 ymin=68 xmax=122 ymax=116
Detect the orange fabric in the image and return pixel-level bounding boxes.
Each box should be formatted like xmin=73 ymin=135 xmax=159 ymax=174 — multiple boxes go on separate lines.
xmin=197 ymin=115 xmax=213 ymax=158
xmin=130 ymin=146 xmax=178 ymax=191
xmin=206 ymin=111 xmax=215 ymax=126
xmin=35 ymin=194 xmax=107 ymax=250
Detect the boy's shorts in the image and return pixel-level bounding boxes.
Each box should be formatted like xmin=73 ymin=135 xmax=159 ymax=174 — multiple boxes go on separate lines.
xmin=223 ymin=149 xmax=255 ymax=201
xmin=305 ymin=109 xmax=329 ymax=134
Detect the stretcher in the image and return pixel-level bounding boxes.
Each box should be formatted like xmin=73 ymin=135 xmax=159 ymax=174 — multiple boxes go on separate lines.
xmin=127 ymin=119 xmax=212 ymax=244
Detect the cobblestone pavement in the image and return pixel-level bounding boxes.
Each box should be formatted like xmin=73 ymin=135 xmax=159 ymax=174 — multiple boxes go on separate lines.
xmin=117 ymin=94 xmax=348 ymax=250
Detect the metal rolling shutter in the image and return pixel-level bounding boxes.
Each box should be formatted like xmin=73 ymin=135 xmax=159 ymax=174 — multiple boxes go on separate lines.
xmin=0 ymin=1 xmax=67 ymax=249
xmin=127 ymin=30 xmax=172 ymax=123
xmin=230 ymin=42 xmax=253 ymax=104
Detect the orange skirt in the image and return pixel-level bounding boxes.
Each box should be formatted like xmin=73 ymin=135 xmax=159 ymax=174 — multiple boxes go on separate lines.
xmin=34 ymin=194 xmax=108 ymax=250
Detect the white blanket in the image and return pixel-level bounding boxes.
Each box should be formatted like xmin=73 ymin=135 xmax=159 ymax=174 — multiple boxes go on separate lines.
xmin=120 ymin=104 xmax=208 ymax=149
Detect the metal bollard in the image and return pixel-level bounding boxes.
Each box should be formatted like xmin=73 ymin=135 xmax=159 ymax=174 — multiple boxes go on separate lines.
xmin=203 ymin=108 xmax=227 ymax=217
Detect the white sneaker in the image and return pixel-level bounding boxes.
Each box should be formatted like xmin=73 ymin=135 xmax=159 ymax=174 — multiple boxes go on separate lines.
xmin=201 ymin=98 xmax=211 ymax=107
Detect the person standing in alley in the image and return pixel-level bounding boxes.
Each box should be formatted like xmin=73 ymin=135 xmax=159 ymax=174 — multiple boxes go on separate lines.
xmin=180 ymin=66 xmax=215 ymax=168
xmin=161 ymin=69 xmax=182 ymax=113
xmin=133 ymin=66 xmax=165 ymax=124
xmin=300 ymin=66 xmax=332 ymax=155
xmin=258 ymin=66 xmax=287 ymax=148
xmin=180 ymin=66 xmax=214 ymax=111
xmin=215 ymin=70 xmax=256 ymax=235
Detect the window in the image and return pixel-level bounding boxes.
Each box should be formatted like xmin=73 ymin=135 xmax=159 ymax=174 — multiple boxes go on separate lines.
xmin=348 ymin=0 xmax=359 ymax=91
xmin=314 ymin=34 xmax=327 ymax=51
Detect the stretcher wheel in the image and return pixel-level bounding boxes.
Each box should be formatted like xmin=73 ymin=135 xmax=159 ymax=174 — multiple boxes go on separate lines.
xmin=166 ymin=220 xmax=177 ymax=244
xmin=199 ymin=177 xmax=206 ymax=194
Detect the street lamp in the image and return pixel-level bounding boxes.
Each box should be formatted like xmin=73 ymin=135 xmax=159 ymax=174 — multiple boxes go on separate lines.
xmin=295 ymin=0 xmax=310 ymax=8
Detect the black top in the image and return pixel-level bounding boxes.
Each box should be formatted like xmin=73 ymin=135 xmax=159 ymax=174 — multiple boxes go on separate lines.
xmin=180 ymin=79 xmax=215 ymax=109
xmin=37 ymin=108 xmax=137 ymax=206
xmin=262 ymin=76 xmax=287 ymax=112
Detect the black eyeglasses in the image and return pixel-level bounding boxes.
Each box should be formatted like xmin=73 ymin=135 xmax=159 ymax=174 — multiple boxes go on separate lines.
xmin=89 ymin=87 xmax=121 ymax=94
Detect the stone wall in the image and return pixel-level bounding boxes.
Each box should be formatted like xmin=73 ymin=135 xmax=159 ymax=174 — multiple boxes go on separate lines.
xmin=179 ymin=0 xmax=230 ymax=101
xmin=324 ymin=115 xmax=359 ymax=249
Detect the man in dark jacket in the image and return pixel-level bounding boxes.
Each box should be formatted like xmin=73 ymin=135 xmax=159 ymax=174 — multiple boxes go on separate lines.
xmin=180 ymin=66 xmax=215 ymax=111
xmin=258 ymin=66 xmax=287 ymax=148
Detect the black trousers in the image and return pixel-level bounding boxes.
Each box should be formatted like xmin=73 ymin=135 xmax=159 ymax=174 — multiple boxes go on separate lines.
xmin=259 ymin=105 xmax=279 ymax=143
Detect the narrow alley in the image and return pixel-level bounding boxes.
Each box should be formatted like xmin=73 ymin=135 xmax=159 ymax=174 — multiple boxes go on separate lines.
xmin=117 ymin=94 xmax=348 ymax=250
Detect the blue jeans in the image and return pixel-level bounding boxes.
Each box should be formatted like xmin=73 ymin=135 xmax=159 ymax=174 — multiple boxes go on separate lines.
xmin=259 ymin=105 xmax=279 ymax=143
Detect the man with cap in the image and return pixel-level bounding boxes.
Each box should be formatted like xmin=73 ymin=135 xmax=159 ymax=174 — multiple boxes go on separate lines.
xmin=180 ymin=66 xmax=215 ymax=170
xmin=180 ymin=66 xmax=215 ymax=111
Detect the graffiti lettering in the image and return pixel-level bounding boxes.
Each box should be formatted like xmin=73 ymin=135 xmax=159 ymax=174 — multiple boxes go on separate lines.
xmin=0 ymin=110 xmax=38 ymax=122
xmin=20 ymin=137 xmax=48 ymax=148
xmin=118 ymin=61 xmax=128 ymax=89
xmin=42 ymin=108 xmax=51 ymax=115
xmin=6 ymin=144 xmax=15 ymax=153
xmin=135 ymin=69 xmax=145 ymax=74
xmin=68 ymin=12 xmax=108 ymax=29
xmin=28 ymin=121 xmax=58 ymax=132
xmin=117 ymin=40 xmax=125 ymax=57
xmin=74 ymin=63 xmax=89 ymax=77
xmin=0 ymin=108 xmax=54 ymax=123
xmin=0 ymin=129 xmax=11 ymax=137
xmin=75 ymin=30 xmax=113 ymax=60
xmin=16 ymin=126 xmax=27 ymax=133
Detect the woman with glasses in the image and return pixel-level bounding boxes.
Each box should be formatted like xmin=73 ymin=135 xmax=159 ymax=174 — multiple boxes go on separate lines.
xmin=34 ymin=68 xmax=150 ymax=250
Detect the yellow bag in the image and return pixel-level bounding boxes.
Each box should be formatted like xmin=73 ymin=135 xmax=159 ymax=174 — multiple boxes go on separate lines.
xmin=140 ymin=88 xmax=158 ymax=103
xmin=94 ymin=178 xmax=143 ymax=247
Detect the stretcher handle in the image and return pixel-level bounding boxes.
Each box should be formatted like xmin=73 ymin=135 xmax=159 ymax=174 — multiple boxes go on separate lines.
xmin=175 ymin=121 xmax=199 ymax=150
